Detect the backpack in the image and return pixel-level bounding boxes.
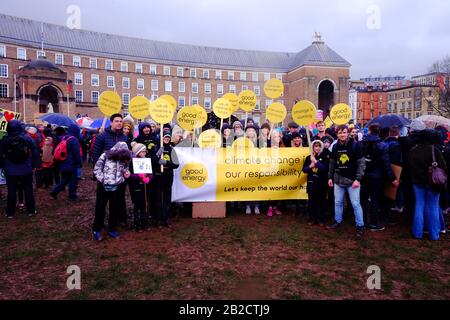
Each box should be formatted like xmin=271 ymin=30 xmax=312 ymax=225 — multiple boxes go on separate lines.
xmin=54 ymin=136 xmax=74 ymax=162
xmin=363 ymin=141 xmax=379 ymax=172
xmin=5 ymin=136 xmax=31 ymax=163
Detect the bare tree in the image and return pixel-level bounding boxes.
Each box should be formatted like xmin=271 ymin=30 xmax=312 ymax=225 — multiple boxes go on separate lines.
xmin=428 ymin=56 xmax=450 ymax=117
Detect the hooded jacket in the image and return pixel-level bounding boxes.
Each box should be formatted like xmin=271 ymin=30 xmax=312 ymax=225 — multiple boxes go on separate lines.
xmin=361 ymin=134 xmax=396 ymax=181
xmin=134 ymin=122 xmax=157 ymax=154
xmin=94 ymin=142 xmax=132 ymax=186
xmin=302 ymin=140 xmax=329 ymax=192
xmin=92 ymin=126 xmax=128 ymax=165
xmin=0 ymin=120 xmax=40 ymax=176
xmin=58 ymin=124 xmax=82 ymax=172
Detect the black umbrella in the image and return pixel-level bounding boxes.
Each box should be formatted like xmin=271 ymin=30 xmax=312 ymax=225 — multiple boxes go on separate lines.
xmin=365 ymin=114 xmax=411 ymax=129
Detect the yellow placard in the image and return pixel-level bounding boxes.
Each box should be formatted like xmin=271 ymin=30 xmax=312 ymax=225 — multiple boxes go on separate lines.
xmin=129 ymin=96 xmax=151 ymax=120
xmin=98 ymin=91 xmax=122 ymax=116
xmin=213 ymin=98 xmax=233 ymax=119
xmin=177 ymin=106 xmax=208 ymax=131
xmin=180 ymin=162 xmax=209 ymax=189
xmin=160 ymin=95 xmax=177 ymax=113
xmin=198 ymin=129 xmax=222 ymax=149
xmin=324 ymin=116 xmax=333 ymax=129
xmin=292 ymin=100 xmax=317 ymax=127
xmin=150 ymin=98 xmax=175 ymax=124
xmin=232 ymin=137 xmax=256 ymax=149
xmin=223 ymin=93 xmax=239 ymax=113
xmin=266 ymin=102 xmax=287 ymax=123
xmin=238 ymin=90 xmax=257 ymax=112
xmin=330 ymin=103 xmax=352 ymax=125
xmin=264 ymin=78 xmax=284 ymax=99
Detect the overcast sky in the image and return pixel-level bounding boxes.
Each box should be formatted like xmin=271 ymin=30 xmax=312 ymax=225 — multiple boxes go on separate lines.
xmin=1 ymin=0 xmax=449 ymax=79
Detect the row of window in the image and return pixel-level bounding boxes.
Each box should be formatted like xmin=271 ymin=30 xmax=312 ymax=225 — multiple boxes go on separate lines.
xmin=74 ymin=73 xmax=266 ymax=95
xmin=0 ymin=44 xmax=284 ymax=81
xmin=387 ymin=90 xmax=433 ymax=100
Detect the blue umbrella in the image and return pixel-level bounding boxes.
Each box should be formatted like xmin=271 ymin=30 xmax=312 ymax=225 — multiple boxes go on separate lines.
xmin=40 ymin=113 xmax=78 ymax=127
xmin=90 ymin=118 xmax=111 ymax=129
xmin=365 ymin=114 xmax=411 ymax=129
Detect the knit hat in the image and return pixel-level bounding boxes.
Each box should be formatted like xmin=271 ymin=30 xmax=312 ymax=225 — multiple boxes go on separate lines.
xmin=221 ymin=123 xmax=232 ymax=134
xmin=131 ymin=142 xmax=147 ymax=156
xmin=163 ymin=128 xmax=172 ymax=138
xmin=408 ymin=119 xmax=426 ymax=132
xmin=122 ymin=115 xmax=135 ymax=130
xmin=26 ymin=126 xmax=37 ymax=135
xmin=245 ymin=124 xmax=259 ymax=136
xmin=321 ymin=135 xmax=334 ymax=144
xmin=233 ymin=121 xmax=243 ymax=129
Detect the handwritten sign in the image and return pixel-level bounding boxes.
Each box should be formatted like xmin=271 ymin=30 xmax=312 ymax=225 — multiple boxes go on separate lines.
xmin=0 ymin=108 xmax=22 ymax=132
xmin=132 ymin=158 xmax=153 ymax=174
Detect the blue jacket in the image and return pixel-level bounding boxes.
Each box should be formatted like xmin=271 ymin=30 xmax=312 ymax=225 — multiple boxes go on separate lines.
xmin=134 ymin=122 xmax=157 ymax=154
xmin=93 ymin=127 xmax=128 ymax=165
xmin=58 ymin=124 xmax=82 ymax=172
xmin=362 ymin=134 xmax=396 ymax=181
xmin=0 ymin=120 xmax=40 ymax=176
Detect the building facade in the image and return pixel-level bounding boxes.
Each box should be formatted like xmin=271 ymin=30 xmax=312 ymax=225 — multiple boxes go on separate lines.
xmin=0 ymin=14 xmax=350 ymax=124
xmin=386 ymin=86 xmax=440 ymax=119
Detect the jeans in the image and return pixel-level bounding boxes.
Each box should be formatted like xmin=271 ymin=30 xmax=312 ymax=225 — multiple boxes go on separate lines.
xmin=412 ymin=185 xmax=441 ymax=241
xmin=361 ymin=177 xmax=384 ymax=226
xmin=334 ymin=184 xmax=364 ymax=227
xmin=6 ymin=174 xmax=35 ymax=216
xmin=52 ymin=170 xmax=78 ymax=199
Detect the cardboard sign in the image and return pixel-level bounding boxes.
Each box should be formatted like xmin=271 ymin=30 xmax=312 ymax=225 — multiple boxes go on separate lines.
xmin=150 ymin=98 xmax=175 ymax=124
xmin=177 ymin=105 xmax=208 ymax=131
xmin=132 ymin=158 xmax=153 ymax=174
xmin=330 ymin=103 xmax=352 ymax=125
xmin=213 ymin=98 xmax=233 ymax=119
xmin=292 ymin=100 xmax=317 ymax=127
xmin=98 ymin=91 xmax=122 ymax=116
xmin=223 ymin=93 xmax=239 ymax=113
xmin=238 ymin=90 xmax=257 ymax=112
xmin=198 ymin=129 xmax=222 ymax=149
xmin=0 ymin=108 xmax=22 ymax=132
xmin=129 ymin=96 xmax=151 ymax=120
xmin=264 ymin=78 xmax=284 ymax=99
xmin=384 ymin=164 xmax=402 ymax=201
xmin=160 ymin=95 xmax=177 ymax=113
xmin=266 ymin=102 xmax=287 ymax=123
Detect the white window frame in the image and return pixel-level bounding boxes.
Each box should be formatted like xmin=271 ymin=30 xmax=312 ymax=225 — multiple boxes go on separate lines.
xmin=37 ymin=50 xmax=46 ymax=59
xmin=151 ymin=80 xmax=159 ymax=91
xmin=264 ymin=73 xmax=271 ymax=81
xmin=204 ymin=97 xmax=211 ymax=110
xmin=150 ymin=65 xmax=157 ymax=75
xmin=122 ymin=93 xmax=130 ymax=106
xmin=165 ymin=81 xmax=173 ymax=92
xmin=17 ymin=48 xmax=27 ymax=60
xmin=151 ymin=94 xmax=158 ymax=101
xmin=0 ymin=83 xmax=9 ymax=98
xmin=276 ymin=73 xmax=283 ymax=81
xmin=0 ymin=44 xmax=5 ymax=58
xmin=255 ymin=100 xmax=261 ymax=110
xmin=121 ymin=61 xmax=128 ymax=72
xmin=252 ymin=72 xmax=258 ymax=82
xmin=190 ymin=68 xmax=197 ymax=78
xmin=217 ymin=84 xmax=224 ymax=95
xmin=107 ymin=76 xmax=115 ymax=89
xmin=105 ymin=60 xmax=114 ymax=71
xmin=242 ymin=85 xmax=249 ymax=92
xmin=91 ymin=74 xmax=100 ymax=87
xmin=137 ymin=79 xmax=145 ymax=90
xmin=122 ymin=77 xmax=130 ymax=89
xmin=89 ymin=58 xmax=97 ymax=69
xmin=91 ymin=91 xmax=99 ymax=104
xmin=204 ymin=83 xmax=211 ymax=94
xmin=75 ymin=90 xmax=83 ymax=103
xmin=254 ymin=86 xmax=261 ymax=96
xmin=203 ymin=69 xmax=210 ymax=79
xmin=74 ymin=73 xmax=83 ymax=85
xmin=228 ymin=71 xmax=235 ymax=81
xmin=178 ymin=82 xmax=186 ymax=93
xmin=135 ymin=63 xmax=143 ymax=74
xmin=73 ymin=56 xmax=81 ymax=67
xmin=192 ymin=82 xmax=198 ymax=94
xmin=229 ymin=85 xmax=236 ymax=94
xmin=163 ymin=66 xmax=171 ymax=76
xmin=215 ymin=70 xmax=222 ymax=80
xmin=191 ymin=96 xmax=199 ymax=105
xmin=178 ymin=96 xmax=186 ymax=108
xmin=55 ymin=53 xmax=64 ymax=65
xmin=177 ymin=67 xmax=184 ymax=77
xmin=0 ymin=64 xmax=9 ymax=78
xmin=240 ymin=72 xmax=247 ymax=81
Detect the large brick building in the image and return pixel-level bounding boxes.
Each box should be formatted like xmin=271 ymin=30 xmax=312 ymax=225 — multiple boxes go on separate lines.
xmin=0 ymin=14 xmax=351 ymax=124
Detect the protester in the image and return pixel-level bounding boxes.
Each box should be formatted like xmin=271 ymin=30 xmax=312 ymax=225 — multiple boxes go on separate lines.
xmin=134 ymin=122 xmax=157 ymax=154
xmin=244 ymin=124 xmax=261 ymax=215
xmin=222 ymin=123 xmax=234 ymax=148
xmin=384 ymin=126 xmax=404 ymax=213
xmin=92 ymin=141 xmax=132 ymax=241
xmin=233 ymin=121 xmax=244 ymax=139
xmin=313 ymin=121 xmax=327 ymax=140
xmin=0 ymin=120 xmax=40 ymax=218
xmin=259 ymin=123 xmax=271 ymax=148
xmin=266 ymin=129 xmax=284 ymax=217
xmin=41 ymin=131 xmax=54 ymax=188
xmin=283 ymin=122 xmax=300 ymax=147
xmin=122 ymin=116 xmax=135 ymax=149
xmin=327 ymin=125 xmax=366 ymax=237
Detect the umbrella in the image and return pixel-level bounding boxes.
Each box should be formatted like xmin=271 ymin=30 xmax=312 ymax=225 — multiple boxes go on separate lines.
xmin=365 ymin=114 xmax=411 ymax=129
xmin=416 ymin=115 xmax=450 ymax=129
xmin=76 ymin=117 xmax=94 ymax=128
xmin=89 ymin=118 xmax=111 ymax=129
xmin=39 ymin=113 xmax=78 ymax=128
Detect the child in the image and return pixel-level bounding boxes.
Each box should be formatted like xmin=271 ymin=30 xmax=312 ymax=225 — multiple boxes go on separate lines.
xmin=41 ymin=135 xmax=54 ymax=188
xmin=150 ymin=128 xmax=180 ymax=228
xmin=129 ymin=142 xmax=153 ymax=232
xmin=302 ymin=140 xmax=329 ymax=226
xmin=244 ymin=124 xmax=260 ymax=215
xmin=267 ymin=129 xmax=284 ymax=217
xmin=93 ymin=142 xmax=132 ymax=240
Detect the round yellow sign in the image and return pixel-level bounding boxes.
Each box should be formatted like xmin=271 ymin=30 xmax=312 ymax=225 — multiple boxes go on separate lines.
xmin=198 ymin=129 xmax=222 ymax=149
xmin=180 ymin=162 xmax=208 ymax=189
xmin=223 ymin=93 xmax=239 ymax=113
xmin=159 ymin=95 xmax=177 ymax=113
xmin=238 ymin=90 xmax=257 ymax=112
xmin=98 ymin=91 xmax=122 ymax=116
xmin=213 ymin=98 xmax=233 ymax=119
xmin=149 ymin=98 xmax=175 ymax=124
xmin=232 ymin=137 xmax=256 ymax=149
xmin=129 ymin=96 xmax=151 ymax=120
xmin=330 ymin=103 xmax=352 ymax=125
xmin=266 ymin=102 xmax=287 ymax=123
xmin=264 ymin=78 xmax=284 ymax=99
xmin=292 ymin=100 xmax=317 ymax=127
xmin=177 ymin=106 xmax=208 ymax=131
